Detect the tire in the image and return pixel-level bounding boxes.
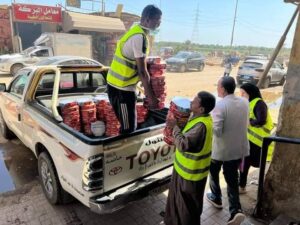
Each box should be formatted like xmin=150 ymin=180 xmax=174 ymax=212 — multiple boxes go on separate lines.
xmin=262 ymin=77 xmax=271 ymax=89
xmin=198 ymin=63 xmax=204 ymax=72
xmin=38 ymin=152 xmax=73 ymax=205
xmin=0 ymin=110 xmax=15 ymax=139
xmin=279 ymin=76 xmax=286 ymax=85
xmin=10 ymin=64 xmax=24 ymax=76
xmin=179 ymin=64 xmax=186 ymax=73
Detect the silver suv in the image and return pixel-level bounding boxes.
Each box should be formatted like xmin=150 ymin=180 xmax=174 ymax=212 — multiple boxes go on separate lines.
xmin=236 ymin=59 xmax=286 ymax=88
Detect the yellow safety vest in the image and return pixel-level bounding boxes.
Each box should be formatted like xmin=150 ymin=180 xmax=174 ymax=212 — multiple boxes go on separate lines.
xmin=247 ymin=98 xmax=274 ymax=161
xmin=107 ymin=24 xmax=149 ymax=88
xmin=174 ymin=115 xmax=213 ymax=181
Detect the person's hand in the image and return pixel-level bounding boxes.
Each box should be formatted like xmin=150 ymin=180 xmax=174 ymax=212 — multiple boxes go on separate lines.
xmin=166 ymin=117 xmax=177 ymax=129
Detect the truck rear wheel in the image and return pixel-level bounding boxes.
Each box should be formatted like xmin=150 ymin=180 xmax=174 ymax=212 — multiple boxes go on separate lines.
xmin=38 ymin=152 xmax=72 ymax=205
xmin=0 ymin=110 xmax=15 ymax=139
xmin=10 ymin=64 xmax=24 ymax=76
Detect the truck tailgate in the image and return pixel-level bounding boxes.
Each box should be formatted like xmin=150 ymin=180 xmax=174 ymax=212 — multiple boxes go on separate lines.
xmin=103 ymin=128 xmax=175 ymax=192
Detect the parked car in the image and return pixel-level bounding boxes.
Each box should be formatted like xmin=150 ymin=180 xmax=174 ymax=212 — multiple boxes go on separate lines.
xmin=236 ymin=59 xmax=286 ymax=88
xmin=35 ymin=56 xmax=103 ymax=67
xmin=166 ymin=51 xmax=205 ymax=72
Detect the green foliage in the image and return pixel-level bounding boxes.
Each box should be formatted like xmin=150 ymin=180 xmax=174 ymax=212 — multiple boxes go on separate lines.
xmin=154 ymin=41 xmax=291 ymax=61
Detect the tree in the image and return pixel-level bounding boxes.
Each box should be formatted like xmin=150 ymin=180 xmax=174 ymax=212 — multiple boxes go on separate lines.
xmin=262 ymin=12 xmax=300 ymax=220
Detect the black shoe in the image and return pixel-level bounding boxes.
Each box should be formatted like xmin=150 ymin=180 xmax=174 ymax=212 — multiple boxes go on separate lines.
xmin=227 ymin=210 xmax=245 ymax=225
xmin=205 ymin=193 xmax=223 ymax=209
xmin=159 ymin=211 xmax=165 ymax=218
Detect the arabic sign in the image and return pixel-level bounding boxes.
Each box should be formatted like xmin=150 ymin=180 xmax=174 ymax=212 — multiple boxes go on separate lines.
xmin=0 ymin=8 xmax=12 ymax=53
xmin=12 ymin=4 xmax=62 ymax=23
xmin=66 ymin=0 xmax=81 ymax=8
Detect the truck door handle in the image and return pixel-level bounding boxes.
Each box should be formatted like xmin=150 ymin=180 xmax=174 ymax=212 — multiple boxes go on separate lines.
xmin=18 ymin=114 xmax=21 ymax=121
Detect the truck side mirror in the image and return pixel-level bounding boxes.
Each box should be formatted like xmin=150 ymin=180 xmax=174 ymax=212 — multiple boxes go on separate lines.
xmin=0 ymin=83 xmax=6 ymax=92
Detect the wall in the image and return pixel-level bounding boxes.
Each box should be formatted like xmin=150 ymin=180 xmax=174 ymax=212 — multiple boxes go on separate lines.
xmin=0 ymin=7 xmax=13 ymax=54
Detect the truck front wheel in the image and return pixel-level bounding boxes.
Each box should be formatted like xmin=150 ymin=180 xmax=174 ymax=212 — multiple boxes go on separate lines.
xmin=38 ymin=152 xmax=72 ymax=205
xmin=0 ymin=110 xmax=15 ymax=139
xmin=10 ymin=64 xmax=24 ymax=76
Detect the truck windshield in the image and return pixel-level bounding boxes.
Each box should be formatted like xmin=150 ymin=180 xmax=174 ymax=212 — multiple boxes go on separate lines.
xmin=22 ymin=47 xmax=36 ymax=55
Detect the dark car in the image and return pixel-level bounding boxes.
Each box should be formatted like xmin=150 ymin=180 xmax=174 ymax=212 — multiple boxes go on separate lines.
xmin=165 ymin=51 xmax=205 ymax=72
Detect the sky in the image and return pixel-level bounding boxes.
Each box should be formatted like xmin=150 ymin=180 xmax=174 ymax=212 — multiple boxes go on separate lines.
xmin=2 ymin=0 xmax=298 ymax=47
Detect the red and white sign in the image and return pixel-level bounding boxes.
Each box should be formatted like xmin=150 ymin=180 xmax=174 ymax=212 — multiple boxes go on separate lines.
xmin=12 ymin=4 xmax=62 ymax=23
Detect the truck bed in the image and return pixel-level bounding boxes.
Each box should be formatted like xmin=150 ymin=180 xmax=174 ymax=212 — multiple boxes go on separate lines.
xmin=33 ymin=94 xmax=168 ymax=145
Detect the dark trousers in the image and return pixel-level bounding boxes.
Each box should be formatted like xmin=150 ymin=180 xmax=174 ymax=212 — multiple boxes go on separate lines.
xmin=165 ymin=170 xmax=207 ymax=225
xmin=107 ymin=85 xmax=137 ymax=134
xmin=239 ymin=141 xmax=261 ymax=187
xmin=209 ymin=159 xmax=242 ymax=215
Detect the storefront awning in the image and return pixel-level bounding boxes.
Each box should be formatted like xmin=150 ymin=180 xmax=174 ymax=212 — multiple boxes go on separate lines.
xmin=63 ymin=11 xmax=125 ymax=33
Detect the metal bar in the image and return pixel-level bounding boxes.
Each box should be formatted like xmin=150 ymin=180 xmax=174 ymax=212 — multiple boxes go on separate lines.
xmin=254 ymin=135 xmax=300 ymax=218
xmin=230 ymin=0 xmax=239 ymax=47
xmin=257 ymin=5 xmax=299 ymax=88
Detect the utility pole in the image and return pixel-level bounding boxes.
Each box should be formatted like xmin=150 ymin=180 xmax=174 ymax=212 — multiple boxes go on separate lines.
xmin=101 ymin=0 xmax=105 ymax=16
xmin=191 ymin=2 xmax=200 ymax=44
xmin=257 ymin=4 xmax=299 ymax=88
xmin=230 ymin=0 xmax=239 ymax=47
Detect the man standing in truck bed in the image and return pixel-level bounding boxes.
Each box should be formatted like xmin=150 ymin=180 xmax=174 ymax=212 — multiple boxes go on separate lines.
xmin=106 ymin=5 xmax=161 ymax=134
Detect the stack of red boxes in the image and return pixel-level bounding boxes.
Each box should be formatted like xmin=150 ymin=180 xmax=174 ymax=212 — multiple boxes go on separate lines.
xmin=145 ymin=57 xmax=167 ymax=109
xmin=163 ymin=97 xmax=191 ymax=145
xmin=60 ymin=101 xmax=81 ymax=132
xmin=103 ymin=102 xmax=120 ymax=137
xmin=136 ymin=103 xmax=148 ymax=124
xmin=78 ymin=100 xmax=97 ymax=136
xmin=94 ymin=96 xmax=109 ymax=121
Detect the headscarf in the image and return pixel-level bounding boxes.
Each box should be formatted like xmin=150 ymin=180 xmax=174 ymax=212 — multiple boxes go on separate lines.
xmin=240 ymin=83 xmax=262 ymax=102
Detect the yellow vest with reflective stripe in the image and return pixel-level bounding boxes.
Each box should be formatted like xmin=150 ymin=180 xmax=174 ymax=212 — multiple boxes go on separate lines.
xmin=107 ymin=24 xmax=148 ymax=88
xmin=248 ymin=98 xmax=274 ymax=160
xmin=174 ymin=115 xmax=213 ymax=181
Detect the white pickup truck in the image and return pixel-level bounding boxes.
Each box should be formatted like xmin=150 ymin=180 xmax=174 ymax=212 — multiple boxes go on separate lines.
xmin=0 ymin=65 xmax=174 ymax=214
xmin=0 ymin=33 xmax=92 ymax=76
